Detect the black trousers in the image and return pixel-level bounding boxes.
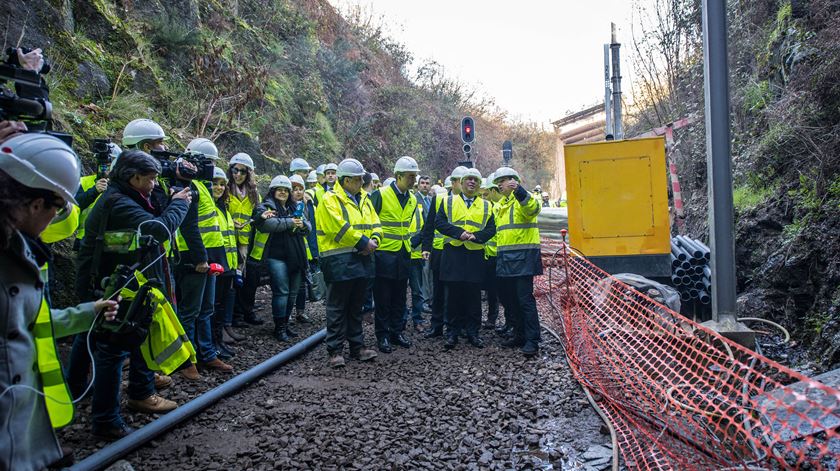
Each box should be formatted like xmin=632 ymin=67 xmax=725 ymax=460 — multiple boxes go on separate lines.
xmin=484 ymin=257 xmax=499 ymax=325
xmin=373 ymin=277 xmax=408 ymax=340
xmin=498 ymin=276 xmax=540 ymax=345
xmin=324 ymin=278 xmax=368 ymax=355
xmin=446 ymin=281 xmax=482 ymax=338
xmin=429 ymin=266 xmax=449 ymax=332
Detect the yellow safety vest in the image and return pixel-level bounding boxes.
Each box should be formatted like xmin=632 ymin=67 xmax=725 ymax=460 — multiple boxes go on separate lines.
xmin=315 ymin=189 xmax=381 ymax=258
xmin=484 ymin=200 xmax=498 ymax=259
xmin=433 ymin=196 xmax=445 ymax=251
xmin=228 ymin=192 xmax=254 ymax=246
xmin=305 ymin=188 xmax=318 ymax=207
xmin=41 ymin=204 xmax=80 ymax=244
xmin=494 ymin=191 xmax=541 ymax=252
xmin=76 ymin=174 xmax=99 ymax=241
xmin=441 ymin=194 xmax=490 ymax=251
xmin=33 ymin=297 xmax=75 ymax=428
xmin=377 ymin=185 xmax=417 ymax=253
xmin=408 ymin=199 xmax=424 ymax=260
xmin=216 ymin=205 xmax=239 ymax=270
xmin=314 ymin=183 xmax=330 ymax=207
xmin=136 ymin=278 xmax=196 ymax=375
xmin=176 ymin=181 xmax=224 ymax=251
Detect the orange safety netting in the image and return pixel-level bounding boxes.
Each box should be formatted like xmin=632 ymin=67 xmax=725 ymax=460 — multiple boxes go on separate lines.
xmin=535 ymin=239 xmax=840 ymax=470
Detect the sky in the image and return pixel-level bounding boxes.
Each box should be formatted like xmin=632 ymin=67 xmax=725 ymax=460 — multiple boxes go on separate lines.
xmin=328 ymin=0 xmax=644 ymax=125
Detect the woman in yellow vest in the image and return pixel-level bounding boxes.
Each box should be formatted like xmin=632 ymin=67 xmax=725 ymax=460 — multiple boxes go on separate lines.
xmin=211 ymin=167 xmax=239 ymax=361
xmin=227 ymin=152 xmax=264 ymax=327
xmin=0 ymin=133 xmax=119 ymax=470
xmin=250 ymin=175 xmax=311 ymax=341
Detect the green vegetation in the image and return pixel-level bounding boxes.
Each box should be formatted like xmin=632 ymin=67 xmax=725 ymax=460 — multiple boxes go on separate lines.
xmin=733 ymin=184 xmax=773 ymax=210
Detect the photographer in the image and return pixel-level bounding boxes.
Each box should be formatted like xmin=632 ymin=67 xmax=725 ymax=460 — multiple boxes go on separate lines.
xmin=74 ymin=140 xmax=121 ymax=247
xmin=0 ymin=134 xmax=119 ymax=470
xmin=75 ymin=150 xmax=192 ymax=439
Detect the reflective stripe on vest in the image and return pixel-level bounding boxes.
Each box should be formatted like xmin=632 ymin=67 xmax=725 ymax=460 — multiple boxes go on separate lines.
xmin=176 ymin=182 xmax=224 ymax=251
xmin=433 ymin=196 xmax=445 ymax=251
xmin=76 ymin=174 xmax=99 ymax=241
xmin=494 ymin=192 xmax=541 ymax=252
xmin=137 ymin=278 xmax=197 ymax=375
xmin=377 ymin=185 xmax=417 ymax=253
xmin=315 ymin=189 xmax=381 ymax=258
xmin=228 ymin=193 xmax=254 ymax=246
xmin=41 ymin=204 xmax=80 ymax=244
xmin=34 ymin=296 xmax=74 ymax=428
xmin=216 ymin=206 xmax=239 ymax=270
xmin=484 ymin=200 xmax=498 ymax=259
xmin=409 ymin=202 xmax=424 ymax=260
xmin=442 ymin=195 xmax=489 ymax=251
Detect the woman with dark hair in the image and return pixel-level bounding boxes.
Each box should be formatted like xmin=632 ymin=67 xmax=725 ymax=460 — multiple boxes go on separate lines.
xmin=0 ymin=133 xmax=119 ymax=470
xmin=249 ymin=175 xmax=311 ymax=341
xmin=227 ymin=152 xmax=263 ymax=328
xmin=211 ymin=167 xmax=238 ymax=359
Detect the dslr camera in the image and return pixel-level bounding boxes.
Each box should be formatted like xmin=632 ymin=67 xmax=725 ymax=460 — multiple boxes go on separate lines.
xmin=150 ymin=149 xmax=215 ymax=181
xmin=92 ymin=138 xmax=114 ymax=179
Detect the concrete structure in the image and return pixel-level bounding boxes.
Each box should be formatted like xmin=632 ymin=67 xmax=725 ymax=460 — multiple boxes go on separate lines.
xmin=550 ymin=104 xmax=606 ymax=201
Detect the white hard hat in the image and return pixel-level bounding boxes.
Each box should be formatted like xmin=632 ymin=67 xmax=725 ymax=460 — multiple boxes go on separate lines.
xmin=369 ymin=173 xmax=380 ymax=182
xmin=0 ymin=134 xmax=81 ymax=205
xmin=444 ymin=176 xmax=452 ymax=189
xmin=481 ymin=172 xmax=497 ymax=189
xmin=542 ymin=192 xmax=549 ymax=198
xmin=324 ymin=163 xmax=339 ymax=172
xmin=289 ymin=174 xmax=305 ymax=188
xmin=213 ymin=167 xmax=228 ymax=181
xmin=462 ymin=168 xmax=481 ymax=181
xmin=430 ymin=184 xmax=441 ymax=193
xmin=306 ymin=170 xmax=318 ymax=183
xmin=394 ymin=156 xmax=419 ymax=174
xmin=122 ymin=118 xmax=166 ymax=147
xmin=450 ymin=166 xmax=468 ymax=180
xmin=186 ymin=138 xmax=219 ymax=159
xmin=229 ymin=152 xmax=255 ymax=170
xmin=493 ymin=167 xmax=521 ymax=183
xmin=108 ymin=143 xmax=123 ymax=172
xmin=435 ymin=185 xmax=447 ymax=195
xmin=269 ymin=175 xmax=292 ymax=190
xmin=290 ymin=157 xmax=311 ymax=173
xmin=315 ymin=164 xmax=326 ymax=175
xmin=382 ymin=177 xmax=395 ymax=187
xmin=337 ymin=158 xmax=365 ymax=178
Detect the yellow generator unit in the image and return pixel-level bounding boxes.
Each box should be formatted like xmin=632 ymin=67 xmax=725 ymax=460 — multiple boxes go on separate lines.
xmin=564 ymin=137 xmax=671 ymax=277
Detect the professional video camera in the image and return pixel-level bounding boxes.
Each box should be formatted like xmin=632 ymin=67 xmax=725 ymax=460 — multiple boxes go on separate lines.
xmin=0 ymin=47 xmax=72 ymax=146
xmin=150 ymin=149 xmax=215 ymax=181
xmin=91 ymin=138 xmax=114 ymax=179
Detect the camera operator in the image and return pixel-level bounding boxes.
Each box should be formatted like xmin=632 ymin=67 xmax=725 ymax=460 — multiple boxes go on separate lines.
xmin=0 ymin=133 xmax=119 ymax=470
xmin=172 ymin=138 xmax=234 ymax=380
xmin=74 ymin=140 xmax=121 ymax=248
xmin=75 ymin=150 xmax=193 ymax=440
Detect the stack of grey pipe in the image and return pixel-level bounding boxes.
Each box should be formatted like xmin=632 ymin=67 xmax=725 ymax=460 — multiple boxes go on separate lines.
xmin=670 ymin=235 xmax=712 ymax=304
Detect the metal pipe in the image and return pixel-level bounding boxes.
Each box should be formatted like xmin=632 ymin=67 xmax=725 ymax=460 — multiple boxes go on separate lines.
xmin=604 ymin=44 xmax=613 ymax=139
xmin=610 ymin=23 xmax=623 ymax=139
xmin=699 ymin=290 xmax=711 ymax=304
xmin=559 ymin=120 xmax=608 ymax=141
xmin=675 ymin=268 xmax=686 ymax=277
xmin=702 ymin=0 xmax=737 ymax=323
xmin=69 ymin=329 xmax=327 ymax=471
xmin=670 ymin=241 xmax=688 ymax=261
xmin=680 ymin=291 xmax=692 ymax=302
xmin=672 ymin=275 xmax=684 ymax=286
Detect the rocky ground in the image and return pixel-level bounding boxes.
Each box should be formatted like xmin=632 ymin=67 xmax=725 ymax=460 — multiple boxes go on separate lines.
xmin=58 ymin=287 xmax=612 ymax=470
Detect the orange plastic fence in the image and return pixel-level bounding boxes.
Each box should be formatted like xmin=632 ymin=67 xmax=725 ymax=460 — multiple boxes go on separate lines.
xmin=535 ymin=239 xmax=840 ymax=470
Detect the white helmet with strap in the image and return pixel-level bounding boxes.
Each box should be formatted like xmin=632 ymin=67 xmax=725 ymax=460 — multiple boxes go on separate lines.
xmin=0 ymin=134 xmax=81 ymax=205
xmin=229 ymin=152 xmax=254 ymax=170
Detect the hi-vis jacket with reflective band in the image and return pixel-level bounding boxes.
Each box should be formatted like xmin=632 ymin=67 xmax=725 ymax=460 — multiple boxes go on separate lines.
xmin=433 ymin=196 xmax=445 ymax=251
xmin=76 ymin=174 xmax=99 ymax=241
xmin=41 ymin=204 xmax=80 ymax=244
xmin=441 ymin=194 xmax=491 ymax=251
xmin=494 ymin=190 xmax=541 ymax=252
xmin=216 ymin=206 xmax=239 ymax=270
xmin=409 ymin=200 xmax=424 ymax=260
xmin=313 ymin=183 xmax=330 ymax=207
xmin=33 ymin=296 xmax=74 ymax=428
xmin=377 ymin=185 xmax=417 ymax=253
xmin=176 ymin=182 xmax=224 ymax=251
xmin=484 ymin=200 xmax=498 ymax=259
xmin=315 ymin=189 xmax=382 ymax=258
xmin=228 ymin=192 xmax=254 ymax=246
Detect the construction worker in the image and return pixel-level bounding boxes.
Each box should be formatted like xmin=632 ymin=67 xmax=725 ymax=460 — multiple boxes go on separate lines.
xmin=414 ymin=175 xmax=434 ymax=317
xmin=227 ymin=152 xmax=263 ymax=330
xmin=422 ymin=166 xmax=467 ymax=339
xmin=493 ymin=167 xmax=543 ymax=356
xmin=370 ymin=172 xmax=381 ymax=189
xmin=174 ymin=138 xmax=233 ymax=379
xmin=369 ymin=156 xmax=421 ymax=352
xmin=435 ymin=168 xmax=495 ymax=349
xmin=76 ymin=149 xmax=194 ymax=439
xmin=532 ymin=184 xmax=543 ymax=202
xmin=542 ymin=192 xmax=552 ymax=207
xmin=481 ymin=175 xmax=502 ymax=331
xmin=210 ymin=167 xmax=238 ymax=360
xmin=315 ymin=158 xmax=381 ymax=368
xmin=314 ymin=162 xmax=337 ymax=204
xmin=290 ymin=157 xmax=312 ymax=180
xmin=0 ymin=133 xmax=121 ymax=468
xmin=305 ymin=170 xmax=319 ymax=201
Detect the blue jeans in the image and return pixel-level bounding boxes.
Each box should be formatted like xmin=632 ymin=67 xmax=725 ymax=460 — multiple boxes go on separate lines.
xmin=66 ymin=333 xmax=93 ymax=399
xmin=403 ymin=260 xmax=425 ymax=326
xmin=176 ymin=271 xmax=217 ymax=362
xmin=90 ymin=341 xmax=155 ymax=430
xmin=267 ymin=258 xmax=302 ymax=321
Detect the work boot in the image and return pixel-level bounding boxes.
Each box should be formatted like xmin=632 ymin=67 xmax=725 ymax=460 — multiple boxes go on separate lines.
xmin=154 ymin=373 xmax=172 ymax=391
xmin=377 ymin=337 xmax=393 ymax=354
xmin=285 ymin=320 xmax=299 ymax=338
xmin=391 ymin=333 xmax=412 ymax=348
xmin=201 ymin=358 xmax=234 ymax=373
xmin=295 ymin=308 xmax=312 ymax=324
xmin=466 ymin=335 xmax=485 ymax=348
xmin=350 ymin=348 xmax=378 ymax=362
xmin=91 ymin=423 xmax=136 ymax=441
xmin=243 ymin=311 xmax=265 ymax=325
xmin=127 ymin=394 xmax=178 ymax=414
xmin=444 ymin=334 xmax=458 ymax=350
xmin=179 ymin=364 xmax=201 ymax=381
xmin=224 ymin=326 xmax=246 ymax=342
xmin=328 ymin=354 xmax=346 ymax=368
xmin=274 ymin=320 xmax=290 ymax=342
xmin=424 ymin=327 xmax=443 ymax=339
xmin=521 ymin=343 xmax=539 ymax=357
xmin=502 ymin=336 xmax=525 ymax=348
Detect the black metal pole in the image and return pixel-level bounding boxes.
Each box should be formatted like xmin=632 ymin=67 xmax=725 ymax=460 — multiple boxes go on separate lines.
xmin=610 ymin=23 xmax=623 ymax=140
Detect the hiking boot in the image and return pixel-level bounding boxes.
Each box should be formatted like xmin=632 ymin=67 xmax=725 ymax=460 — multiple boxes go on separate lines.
xmin=154 ymin=373 xmax=172 ymax=391
xmin=274 ymin=320 xmax=290 ymax=342
xmin=328 ymin=354 xmax=346 ymax=368
xmin=91 ymin=423 xmax=135 ymax=441
xmin=223 ymin=326 xmax=246 ymax=342
xmin=201 ymin=358 xmax=234 ymax=373
xmin=521 ymin=343 xmax=539 ymax=357
xmin=295 ymin=308 xmax=312 ymax=324
xmin=179 ymin=364 xmax=201 ymax=381
xmin=127 ymin=394 xmax=177 ymax=414
xmin=502 ymin=337 xmax=525 ymax=348
xmin=285 ymin=322 xmax=299 ymax=338
xmin=350 ymin=348 xmax=378 ymax=362
xmin=243 ymin=311 xmax=264 ymax=325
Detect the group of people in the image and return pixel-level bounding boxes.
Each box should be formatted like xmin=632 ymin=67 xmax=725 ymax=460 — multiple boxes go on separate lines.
xmin=0 ymin=47 xmax=543 ymax=471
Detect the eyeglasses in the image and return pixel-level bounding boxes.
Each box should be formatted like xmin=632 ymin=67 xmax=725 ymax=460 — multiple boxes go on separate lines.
xmin=230 ymin=167 xmax=248 ymax=175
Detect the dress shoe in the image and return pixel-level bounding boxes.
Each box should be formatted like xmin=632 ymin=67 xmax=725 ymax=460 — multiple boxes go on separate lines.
xmin=92 ymin=423 xmax=136 ymax=441
xmin=328 ymin=354 xmax=346 ymax=368
xmin=424 ymin=327 xmax=443 ymax=338
xmin=466 ymin=335 xmax=485 ymax=348
xmin=127 ymin=394 xmax=177 ymax=414
xmin=377 ymin=337 xmax=393 ymax=353
xmin=350 ymin=348 xmax=378 ymax=361
xmin=502 ymin=337 xmax=525 ymax=348
xmin=391 ymin=333 xmax=412 ymax=348
xmin=243 ymin=312 xmax=264 ymax=325
xmin=444 ymin=334 xmax=458 ymax=350
xmin=521 ymin=343 xmax=539 ymax=357
xmin=154 ymin=373 xmax=172 ymax=391
xmin=201 ymin=358 xmax=234 ymax=373
xmin=179 ymin=364 xmax=201 ymax=381
xmin=224 ymin=326 xmax=246 ymax=342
